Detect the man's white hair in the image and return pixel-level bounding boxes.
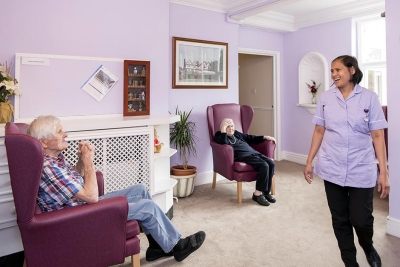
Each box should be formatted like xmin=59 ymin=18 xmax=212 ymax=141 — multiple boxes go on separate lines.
xmin=27 ymin=115 xmax=61 ymax=140
xmin=220 ymin=118 xmax=234 ymax=129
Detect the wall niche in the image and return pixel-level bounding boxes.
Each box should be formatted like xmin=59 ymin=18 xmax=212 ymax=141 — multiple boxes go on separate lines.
xmin=297 ymin=52 xmax=329 ymax=114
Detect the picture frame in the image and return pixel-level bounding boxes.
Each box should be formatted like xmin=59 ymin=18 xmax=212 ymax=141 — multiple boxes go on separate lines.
xmin=172 ymin=37 xmax=228 ymax=89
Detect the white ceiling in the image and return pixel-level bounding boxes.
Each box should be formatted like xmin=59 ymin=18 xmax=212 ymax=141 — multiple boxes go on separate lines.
xmin=170 ymin=0 xmax=385 ymax=32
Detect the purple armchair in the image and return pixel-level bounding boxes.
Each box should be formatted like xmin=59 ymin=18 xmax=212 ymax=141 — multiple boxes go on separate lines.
xmin=5 ymin=122 xmax=141 ymax=267
xmin=207 ymin=103 xmax=276 ymax=204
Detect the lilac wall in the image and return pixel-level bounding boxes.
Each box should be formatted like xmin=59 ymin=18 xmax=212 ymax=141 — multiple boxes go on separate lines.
xmin=169 ymin=4 xmax=240 ymax=173
xmin=0 ymin=0 xmax=170 ymax=115
xmin=282 ymin=19 xmax=352 ymax=154
xmin=239 ymin=28 xmax=284 ymax=52
xmin=386 ymin=0 xmax=400 ymax=221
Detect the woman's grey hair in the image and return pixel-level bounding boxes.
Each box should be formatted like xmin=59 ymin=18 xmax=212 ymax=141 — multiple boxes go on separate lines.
xmin=220 ymin=118 xmax=234 ymax=129
xmin=27 ymin=115 xmax=61 ymax=140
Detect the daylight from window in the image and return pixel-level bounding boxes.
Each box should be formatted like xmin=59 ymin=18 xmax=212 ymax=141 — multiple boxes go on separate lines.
xmin=358 ymin=18 xmax=387 ymax=105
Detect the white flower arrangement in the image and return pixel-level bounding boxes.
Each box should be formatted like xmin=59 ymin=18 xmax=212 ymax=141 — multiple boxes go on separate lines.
xmin=0 ymin=61 xmax=21 ymax=103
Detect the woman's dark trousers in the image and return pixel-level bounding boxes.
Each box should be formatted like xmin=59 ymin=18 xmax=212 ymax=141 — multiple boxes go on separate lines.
xmin=324 ymin=180 xmax=375 ymax=267
xmin=241 ymin=153 xmax=275 ymax=193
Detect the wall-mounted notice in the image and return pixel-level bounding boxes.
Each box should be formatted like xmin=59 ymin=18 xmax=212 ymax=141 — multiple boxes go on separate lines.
xmin=21 ymin=57 xmax=50 ymax=66
xmin=81 ymin=65 xmax=118 ymax=102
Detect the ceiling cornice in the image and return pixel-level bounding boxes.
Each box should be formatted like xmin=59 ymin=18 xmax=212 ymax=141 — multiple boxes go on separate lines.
xmin=228 ymin=0 xmax=302 ymax=20
xmin=169 ymin=0 xmax=227 ymax=13
xmin=170 ymin=0 xmax=385 ymax=33
xmin=242 ymin=11 xmax=296 ymax=32
xmin=294 ymin=0 xmax=385 ymax=29
xmin=230 ymin=0 xmax=384 ymax=32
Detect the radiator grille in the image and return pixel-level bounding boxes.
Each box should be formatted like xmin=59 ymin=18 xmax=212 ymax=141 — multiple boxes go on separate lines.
xmin=63 ymin=133 xmax=150 ymax=193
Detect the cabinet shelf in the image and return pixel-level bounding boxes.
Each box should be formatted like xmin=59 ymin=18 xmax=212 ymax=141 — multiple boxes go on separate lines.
xmin=154 ymin=148 xmax=177 ymax=160
xmin=124 ymin=60 xmax=150 ymax=116
xmin=128 ymin=74 xmax=146 ymax=77
xmin=154 ymin=178 xmax=178 ymax=194
xmin=128 ymin=86 xmax=146 ymax=89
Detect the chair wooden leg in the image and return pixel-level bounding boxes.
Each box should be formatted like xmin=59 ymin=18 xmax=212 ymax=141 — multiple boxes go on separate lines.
xmin=23 ymin=258 xmax=27 ymax=267
xmin=212 ymin=172 xmax=217 ymax=189
xmin=271 ymin=175 xmax=276 ymax=195
xmin=131 ymin=253 xmax=140 ymax=267
xmin=237 ymin=182 xmax=242 ymax=204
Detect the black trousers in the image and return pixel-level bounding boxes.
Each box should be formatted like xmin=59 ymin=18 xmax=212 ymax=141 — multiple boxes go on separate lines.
xmin=240 ymin=153 xmax=275 ymax=193
xmin=324 ymin=180 xmax=374 ymax=267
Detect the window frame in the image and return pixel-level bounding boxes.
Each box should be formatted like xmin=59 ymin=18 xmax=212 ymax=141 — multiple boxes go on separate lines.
xmin=356 ymin=16 xmax=387 ymax=105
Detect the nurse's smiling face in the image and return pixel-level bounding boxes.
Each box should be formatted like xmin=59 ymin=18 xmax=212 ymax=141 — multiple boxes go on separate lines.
xmin=331 ymin=60 xmax=355 ymax=89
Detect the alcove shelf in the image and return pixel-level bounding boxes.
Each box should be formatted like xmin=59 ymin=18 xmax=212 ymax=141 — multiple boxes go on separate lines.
xmin=298 ymin=52 xmax=329 ymax=114
xmin=296 ymin=103 xmax=317 ymax=114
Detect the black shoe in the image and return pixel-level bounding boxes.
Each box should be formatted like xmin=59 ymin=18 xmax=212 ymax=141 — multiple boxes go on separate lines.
xmin=365 ymin=247 xmax=381 ymax=267
xmin=146 ymin=247 xmax=173 ymax=261
xmin=264 ymin=193 xmax=276 ymax=203
xmin=174 ymin=231 xmax=206 ymax=262
xmin=252 ymin=194 xmax=270 ymax=206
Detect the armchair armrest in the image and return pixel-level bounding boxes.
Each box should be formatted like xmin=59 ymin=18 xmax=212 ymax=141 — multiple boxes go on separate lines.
xmin=22 ymin=196 xmax=129 ymax=267
xmin=250 ymin=139 xmax=276 ymax=159
xmin=210 ymin=141 xmax=235 ymax=180
xmin=96 ymin=171 xmax=104 ymax=196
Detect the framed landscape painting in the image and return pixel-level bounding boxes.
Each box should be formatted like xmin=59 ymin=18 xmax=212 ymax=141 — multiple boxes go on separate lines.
xmin=172 ymin=37 xmax=228 ymax=89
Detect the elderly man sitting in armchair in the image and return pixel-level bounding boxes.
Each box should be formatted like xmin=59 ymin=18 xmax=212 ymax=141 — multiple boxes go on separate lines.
xmin=28 ymin=115 xmax=206 ymax=262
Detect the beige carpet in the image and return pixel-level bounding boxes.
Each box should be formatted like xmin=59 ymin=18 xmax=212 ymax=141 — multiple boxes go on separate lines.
xmin=114 ymin=160 xmax=400 ymax=267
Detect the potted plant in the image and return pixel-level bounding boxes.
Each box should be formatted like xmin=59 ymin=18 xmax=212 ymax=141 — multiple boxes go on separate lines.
xmin=170 ymin=107 xmax=199 ymax=197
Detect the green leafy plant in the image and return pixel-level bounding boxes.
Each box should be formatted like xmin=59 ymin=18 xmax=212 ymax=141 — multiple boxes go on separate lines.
xmin=170 ymin=107 xmax=199 ymax=170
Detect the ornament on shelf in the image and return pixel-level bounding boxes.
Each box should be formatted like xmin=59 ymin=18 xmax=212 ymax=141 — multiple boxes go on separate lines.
xmin=154 ymin=129 xmax=164 ymax=153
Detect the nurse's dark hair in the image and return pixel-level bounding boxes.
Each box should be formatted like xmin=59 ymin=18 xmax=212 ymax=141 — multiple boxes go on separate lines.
xmin=332 ymin=55 xmax=363 ymax=84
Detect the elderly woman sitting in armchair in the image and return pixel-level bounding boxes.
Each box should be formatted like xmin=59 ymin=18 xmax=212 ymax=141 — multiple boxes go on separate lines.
xmin=214 ymin=118 xmax=276 ymax=206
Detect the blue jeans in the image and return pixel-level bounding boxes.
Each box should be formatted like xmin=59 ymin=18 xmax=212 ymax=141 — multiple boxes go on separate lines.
xmin=100 ymin=184 xmax=181 ymax=253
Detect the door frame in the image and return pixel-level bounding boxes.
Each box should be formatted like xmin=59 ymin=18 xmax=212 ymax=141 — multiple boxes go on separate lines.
xmin=238 ymin=48 xmax=281 ymax=160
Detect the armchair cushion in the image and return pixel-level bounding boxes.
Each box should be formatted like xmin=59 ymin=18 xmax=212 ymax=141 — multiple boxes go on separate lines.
xmin=234 ymin=162 xmax=254 ymax=172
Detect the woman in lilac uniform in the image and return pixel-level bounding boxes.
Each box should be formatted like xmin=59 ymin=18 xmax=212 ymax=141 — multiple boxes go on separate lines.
xmin=304 ymin=55 xmax=389 ymax=267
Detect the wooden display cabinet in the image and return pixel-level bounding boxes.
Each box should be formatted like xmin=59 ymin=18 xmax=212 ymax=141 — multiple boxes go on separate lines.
xmin=124 ymin=60 xmax=150 ymax=116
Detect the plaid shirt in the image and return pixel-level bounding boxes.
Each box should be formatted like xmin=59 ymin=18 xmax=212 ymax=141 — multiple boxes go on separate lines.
xmin=37 ymin=154 xmax=84 ymax=212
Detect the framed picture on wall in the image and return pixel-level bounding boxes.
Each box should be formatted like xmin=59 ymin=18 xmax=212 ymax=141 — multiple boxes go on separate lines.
xmin=172 ymin=37 xmax=228 ymax=89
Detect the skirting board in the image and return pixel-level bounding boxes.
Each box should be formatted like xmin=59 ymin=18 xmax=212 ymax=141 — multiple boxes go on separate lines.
xmin=386 ymin=216 xmax=400 ymax=238
xmin=194 ymin=171 xmax=224 ymax=187
xmin=281 ymin=151 xmax=316 ymax=165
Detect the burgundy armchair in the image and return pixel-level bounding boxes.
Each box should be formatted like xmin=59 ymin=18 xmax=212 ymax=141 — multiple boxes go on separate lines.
xmin=5 ymin=122 xmax=141 ymax=267
xmin=207 ymin=103 xmax=276 ymax=204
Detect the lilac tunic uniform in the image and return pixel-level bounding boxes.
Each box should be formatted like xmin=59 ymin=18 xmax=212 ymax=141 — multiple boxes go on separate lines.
xmin=312 ymin=84 xmax=387 ymax=188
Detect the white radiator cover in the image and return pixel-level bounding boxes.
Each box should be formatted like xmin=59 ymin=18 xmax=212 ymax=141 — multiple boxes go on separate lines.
xmin=64 ymin=127 xmax=151 ymax=193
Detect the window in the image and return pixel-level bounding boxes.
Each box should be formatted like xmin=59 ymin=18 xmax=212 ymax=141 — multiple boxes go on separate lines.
xmin=357 ymin=17 xmax=387 ymax=105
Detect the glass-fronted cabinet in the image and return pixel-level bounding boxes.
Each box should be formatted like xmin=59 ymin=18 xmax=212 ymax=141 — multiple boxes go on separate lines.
xmin=124 ymin=60 xmax=150 ymax=116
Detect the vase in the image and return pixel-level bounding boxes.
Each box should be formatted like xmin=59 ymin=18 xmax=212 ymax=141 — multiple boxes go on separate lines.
xmin=0 ymin=101 xmax=14 ymax=123
xmin=311 ymin=96 xmax=317 ymax=104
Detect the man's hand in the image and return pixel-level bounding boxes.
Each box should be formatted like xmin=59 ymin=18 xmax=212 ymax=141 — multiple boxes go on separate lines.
xmin=78 ymin=141 xmax=95 ymax=165
xmin=74 ymin=141 xmax=98 ymax=203
xmin=75 ymin=142 xmax=95 ymax=176
xmin=264 ymin=136 xmax=276 ymax=143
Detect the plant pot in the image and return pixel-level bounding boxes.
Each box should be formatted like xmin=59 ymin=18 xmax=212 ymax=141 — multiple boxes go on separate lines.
xmin=0 ymin=101 xmax=14 ymax=123
xmin=170 ymin=165 xmax=197 ymax=176
xmin=171 ymin=173 xmax=196 ymax=198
